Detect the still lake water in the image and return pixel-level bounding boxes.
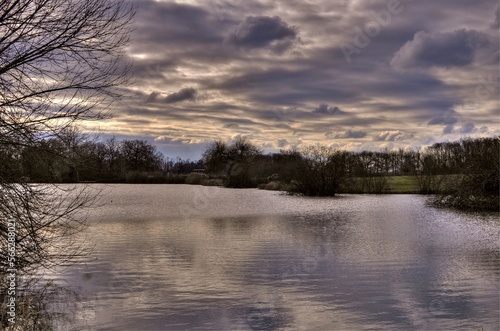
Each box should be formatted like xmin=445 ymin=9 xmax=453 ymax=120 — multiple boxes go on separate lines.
xmin=48 ymin=184 xmax=499 ymax=330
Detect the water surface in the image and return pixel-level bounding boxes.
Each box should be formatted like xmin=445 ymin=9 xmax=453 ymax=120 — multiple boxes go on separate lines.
xmin=49 ymin=184 xmax=499 ymax=330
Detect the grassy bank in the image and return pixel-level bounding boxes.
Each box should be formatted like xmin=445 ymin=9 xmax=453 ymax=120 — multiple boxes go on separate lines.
xmin=384 ymin=176 xmax=423 ymax=194
xmin=257 ymin=175 xmax=462 ymax=194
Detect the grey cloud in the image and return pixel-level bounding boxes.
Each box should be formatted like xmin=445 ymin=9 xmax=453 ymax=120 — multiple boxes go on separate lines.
xmin=131 ymin=2 xmax=224 ymax=46
xmin=391 ymin=29 xmax=490 ymax=69
xmin=492 ymin=6 xmax=499 ymax=29
xmin=217 ymin=116 xmax=263 ymax=128
xmin=226 ymin=16 xmax=297 ymax=49
xmin=374 ymin=130 xmax=413 ymax=142
xmin=367 ymin=73 xmax=448 ymax=98
xmin=146 ymin=92 xmax=161 ymax=103
xmin=164 ymin=88 xmax=198 ymax=103
xmin=128 ymin=57 xmax=180 ymax=79
xmin=312 ymin=104 xmax=346 ymax=116
xmin=442 ymin=125 xmax=454 ymax=134
xmin=332 ymin=130 xmax=368 ymax=139
xmin=459 ymin=122 xmax=476 ymax=134
xmin=442 ymin=122 xmax=477 ymax=134
xmin=105 ymin=0 xmax=499 ymax=159
xmin=428 ymin=109 xmax=461 ymax=125
xmin=274 ymin=123 xmax=292 ymax=129
xmin=479 ymin=126 xmax=489 ymax=133
xmin=208 ymin=67 xmax=359 ymax=106
xmin=276 ymin=139 xmax=289 ymax=148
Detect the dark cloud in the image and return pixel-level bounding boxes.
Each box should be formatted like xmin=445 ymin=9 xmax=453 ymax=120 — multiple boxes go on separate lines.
xmin=207 ymin=67 xmax=359 ymax=106
xmin=459 ymin=122 xmax=476 ymax=134
xmin=225 ymin=16 xmax=297 ymax=49
xmin=164 ymin=88 xmax=198 ymax=103
xmin=442 ymin=125 xmax=454 ymax=134
xmin=217 ymin=116 xmax=263 ymax=128
xmin=102 ymin=0 xmax=499 ymax=158
xmin=492 ymin=5 xmax=499 ymax=29
xmin=442 ymin=122 xmax=477 ymax=134
xmin=428 ymin=109 xmax=461 ymax=125
xmin=312 ymin=104 xmax=346 ymax=116
xmin=374 ymin=131 xmax=414 ymax=142
xmin=276 ymin=139 xmax=289 ymax=148
xmin=131 ymin=2 xmax=224 ymax=47
xmin=128 ymin=57 xmax=180 ymax=79
xmin=332 ymin=130 xmax=367 ymax=139
xmin=146 ymin=92 xmax=161 ymax=103
xmin=391 ymin=29 xmax=490 ymax=69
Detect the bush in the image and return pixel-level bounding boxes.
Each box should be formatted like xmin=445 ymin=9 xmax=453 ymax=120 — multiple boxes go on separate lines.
xmin=1 ymin=277 xmax=78 ymax=331
xmin=200 ymin=178 xmax=224 ymax=186
xmin=414 ymin=174 xmax=447 ymax=194
xmin=226 ymin=171 xmax=258 ymax=188
xmin=286 ymin=146 xmax=348 ymax=196
xmin=431 ymin=137 xmax=499 ymax=211
xmin=341 ymin=176 xmax=388 ymax=194
xmin=185 ymin=173 xmax=207 ymax=185
xmin=258 ymin=181 xmax=290 ymax=191
xmin=432 ymin=172 xmax=499 ymax=211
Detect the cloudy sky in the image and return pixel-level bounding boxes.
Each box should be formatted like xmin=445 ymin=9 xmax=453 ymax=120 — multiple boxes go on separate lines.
xmin=95 ymin=0 xmax=499 ymax=159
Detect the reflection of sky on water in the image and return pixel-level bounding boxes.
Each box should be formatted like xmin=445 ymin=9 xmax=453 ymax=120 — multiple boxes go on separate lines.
xmin=49 ymin=185 xmax=499 ymax=330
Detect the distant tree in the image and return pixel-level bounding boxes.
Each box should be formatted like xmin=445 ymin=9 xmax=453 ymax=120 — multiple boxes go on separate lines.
xmin=203 ymin=137 xmax=261 ymax=187
xmin=433 ymin=137 xmax=499 ymax=211
xmin=412 ymin=149 xmax=446 ymax=194
xmin=120 ymin=140 xmax=163 ymax=173
xmin=104 ymin=137 xmax=124 ymax=179
xmin=271 ymin=149 xmax=302 ymax=183
xmin=0 ymin=141 xmax=22 ymax=181
xmin=289 ymin=145 xmax=348 ymax=196
xmin=203 ymin=139 xmax=229 ymax=174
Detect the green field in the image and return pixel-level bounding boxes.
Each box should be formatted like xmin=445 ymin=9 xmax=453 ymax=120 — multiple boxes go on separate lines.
xmin=345 ymin=175 xmax=460 ymax=194
xmin=227 ymin=175 xmax=461 ymax=194
xmin=384 ymin=176 xmax=421 ymax=193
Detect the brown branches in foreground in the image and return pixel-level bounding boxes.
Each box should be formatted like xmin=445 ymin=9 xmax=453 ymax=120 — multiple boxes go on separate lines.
xmin=0 ymin=0 xmax=135 ymax=328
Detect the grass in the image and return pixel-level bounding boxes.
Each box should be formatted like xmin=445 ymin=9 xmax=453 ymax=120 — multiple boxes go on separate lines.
xmin=384 ymin=176 xmax=420 ymax=193
xmin=258 ymin=175 xmax=455 ymax=194
xmin=345 ymin=175 xmax=462 ymax=194
xmin=209 ymin=174 xmax=465 ymax=195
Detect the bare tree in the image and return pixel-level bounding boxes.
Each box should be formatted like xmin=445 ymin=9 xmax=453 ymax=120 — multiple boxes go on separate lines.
xmin=289 ymin=145 xmax=348 ymax=196
xmin=0 ymin=0 xmax=134 ymax=328
xmin=0 ymin=0 xmax=134 ymax=142
xmin=203 ymin=137 xmax=261 ymax=187
xmin=202 ymin=139 xmax=229 ymax=175
xmin=408 ymin=149 xmax=441 ymax=194
xmin=432 ymin=137 xmax=499 ymax=211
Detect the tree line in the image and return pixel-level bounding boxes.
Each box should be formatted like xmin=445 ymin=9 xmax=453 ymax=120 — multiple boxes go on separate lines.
xmin=0 ymin=131 xmax=203 ymax=184
xmin=202 ymin=136 xmax=499 ymax=211
xmin=1 ymin=133 xmax=498 ymax=209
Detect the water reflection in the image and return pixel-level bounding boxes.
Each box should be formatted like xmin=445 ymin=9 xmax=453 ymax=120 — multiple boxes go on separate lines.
xmin=46 ymin=186 xmax=499 ymax=330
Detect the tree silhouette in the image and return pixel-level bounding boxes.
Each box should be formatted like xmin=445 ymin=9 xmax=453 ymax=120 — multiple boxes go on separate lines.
xmin=0 ymin=0 xmax=134 ymax=327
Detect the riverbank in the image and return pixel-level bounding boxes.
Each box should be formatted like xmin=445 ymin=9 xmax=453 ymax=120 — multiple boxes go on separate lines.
xmin=257 ymin=175 xmax=455 ymax=194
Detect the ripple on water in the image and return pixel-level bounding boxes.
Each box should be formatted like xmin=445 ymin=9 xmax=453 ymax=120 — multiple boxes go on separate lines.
xmin=44 ymin=185 xmax=499 ymax=331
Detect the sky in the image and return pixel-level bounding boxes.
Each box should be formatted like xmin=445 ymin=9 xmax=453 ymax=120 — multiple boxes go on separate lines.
xmin=93 ymin=0 xmax=500 ymax=160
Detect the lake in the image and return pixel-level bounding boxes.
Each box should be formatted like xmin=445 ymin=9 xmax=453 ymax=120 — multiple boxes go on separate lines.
xmin=47 ymin=184 xmax=499 ymax=330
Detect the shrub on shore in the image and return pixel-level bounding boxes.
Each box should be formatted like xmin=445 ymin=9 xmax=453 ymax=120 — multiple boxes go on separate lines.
xmin=431 ymin=138 xmax=499 ymax=211
xmin=341 ymin=176 xmax=388 ymax=194
xmin=185 ymin=173 xmax=207 ymax=185
xmin=432 ymin=172 xmax=499 ymax=211
xmin=258 ymin=181 xmax=290 ymax=191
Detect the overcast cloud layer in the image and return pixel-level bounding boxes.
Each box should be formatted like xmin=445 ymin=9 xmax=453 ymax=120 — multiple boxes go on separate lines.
xmin=97 ymin=0 xmax=500 ymax=159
